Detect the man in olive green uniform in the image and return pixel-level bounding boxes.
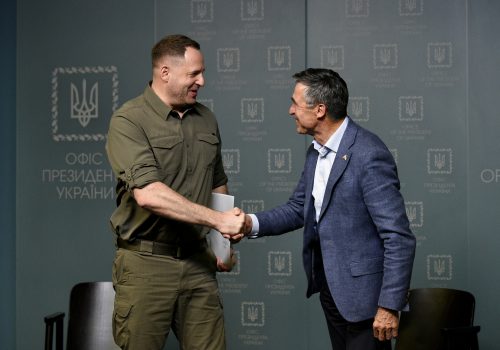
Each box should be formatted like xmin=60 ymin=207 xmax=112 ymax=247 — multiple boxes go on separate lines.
xmin=106 ymin=34 xmax=245 ymax=350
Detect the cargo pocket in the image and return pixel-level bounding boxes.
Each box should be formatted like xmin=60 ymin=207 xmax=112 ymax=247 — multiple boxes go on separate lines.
xmin=150 ymin=135 xmax=183 ymax=174
xmin=196 ymin=133 xmax=219 ymax=168
xmin=112 ymin=301 xmax=133 ymax=348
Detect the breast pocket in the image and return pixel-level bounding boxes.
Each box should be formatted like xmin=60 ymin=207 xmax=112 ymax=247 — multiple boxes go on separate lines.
xmin=196 ymin=133 xmax=219 ymax=168
xmin=150 ymin=135 xmax=183 ymax=174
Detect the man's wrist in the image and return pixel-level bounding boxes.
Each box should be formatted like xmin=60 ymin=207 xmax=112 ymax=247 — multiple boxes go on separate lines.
xmin=246 ymin=214 xmax=259 ymax=238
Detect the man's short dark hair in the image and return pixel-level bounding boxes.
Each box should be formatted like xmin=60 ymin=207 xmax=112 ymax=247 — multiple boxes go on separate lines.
xmin=151 ymin=34 xmax=201 ymax=67
xmin=292 ymin=68 xmax=349 ymax=120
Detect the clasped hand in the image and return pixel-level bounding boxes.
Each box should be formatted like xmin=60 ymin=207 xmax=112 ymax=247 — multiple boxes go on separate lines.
xmin=217 ymin=208 xmax=251 ymax=243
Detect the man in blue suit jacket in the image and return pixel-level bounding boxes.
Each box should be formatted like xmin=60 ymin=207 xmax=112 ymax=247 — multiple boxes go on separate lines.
xmin=236 ymin=69 xmax=416 ymax=349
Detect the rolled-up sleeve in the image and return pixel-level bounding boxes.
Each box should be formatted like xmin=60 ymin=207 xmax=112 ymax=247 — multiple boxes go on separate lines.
xmin=106 ymin=115 xmax=160 ymax=191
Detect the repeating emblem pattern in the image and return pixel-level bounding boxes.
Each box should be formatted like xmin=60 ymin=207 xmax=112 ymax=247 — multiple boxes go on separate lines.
xmin=427 ymin=255 xmax=453 ymax=280
xmin=349 ymin=97 xmax=370 ymax=122
xmin=427 ymin=43 xmax=453 ymax=68
xmin=222 ymin=149 xmax=241 ymax=174
xmin=241 ymin=0 xmax=264 ymax=21
xmin=268 ymin=251 xmax=292 ymax=276
xmin=268 ymin=149 xmax=292 ymax=174
xmin=399 ymin=96 xmax=424 ymax=121
xmin=241 ymin=302 xmax=265 ymax=327
xmin=51 ymin=66 xmax=118 ymax=142
xmin=241 ymin=98 xmax=265 ymax=123
xmin=345 ymin=0 xmax=369 ymax=18
xmin=405 ymin=201 xmax=424 ymax=228
xmin=191 ymin=0 xmax=213 ymax=23
xmin=427 ymin=149 xmax=453 ymax=175
xmin=399 ymin=0 xmax=423 ymax=16
xmin=321 ymin=46 xmax=345 ymax=70
xmin=267 ymin=46 xmax=291 ymax=71
xmin=373 ymin=44 xmax=398 ymax=69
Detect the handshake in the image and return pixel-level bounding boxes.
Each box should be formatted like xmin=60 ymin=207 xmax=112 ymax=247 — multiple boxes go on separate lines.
xmin=215 ymin=207 xmax=252 ymax=243
xmin=211 ymin=207 xmax=252 ymax=272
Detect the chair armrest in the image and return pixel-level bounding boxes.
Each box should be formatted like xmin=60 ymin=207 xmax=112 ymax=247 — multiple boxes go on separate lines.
xmin=442 ymin=326 xmax=480 ymax=350
xmin=44 ymin=312 xmax=65 ymax=324
xmin=442 ymin=325 xmax=481 ymax=335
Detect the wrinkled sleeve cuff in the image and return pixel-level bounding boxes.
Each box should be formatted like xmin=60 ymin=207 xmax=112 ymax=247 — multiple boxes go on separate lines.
xmin=122 ymin=164 xmax=160 ymax=191
xmin=246 ymin=214 xmax=260 ymax=239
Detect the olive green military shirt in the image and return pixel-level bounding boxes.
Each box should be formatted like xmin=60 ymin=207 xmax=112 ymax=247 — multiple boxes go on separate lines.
xmin=106 ymin=85 xmax=228 ymax=245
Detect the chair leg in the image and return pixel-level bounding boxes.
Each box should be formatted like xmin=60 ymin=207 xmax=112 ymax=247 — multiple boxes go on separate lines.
xmin=44 ymin=312 xmax=65 ymax=350
xmin=44 ymin=322 xmax=54 ymax=350
xmin=471 ymin=334 xmax=479 ymax=350
xmin=55 ymin=317 xmax=64 ymax=350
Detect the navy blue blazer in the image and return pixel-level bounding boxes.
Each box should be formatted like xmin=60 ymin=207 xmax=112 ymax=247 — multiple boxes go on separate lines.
xmin=255 ymin=118 xmax=416 ymax=322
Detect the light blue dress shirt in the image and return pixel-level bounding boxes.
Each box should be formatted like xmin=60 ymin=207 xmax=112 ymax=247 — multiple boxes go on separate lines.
xmin=248 ymin=118 xmax=349 ymax=236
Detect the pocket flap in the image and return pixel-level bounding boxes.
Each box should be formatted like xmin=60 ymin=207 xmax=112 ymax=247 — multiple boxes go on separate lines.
xmin=197 ymin=133 xmax=219 ymax=145
xmin=350 ymin=256 xmax=384 ymax=277
xmin=150 ymin=135 xmax=183 ymax=149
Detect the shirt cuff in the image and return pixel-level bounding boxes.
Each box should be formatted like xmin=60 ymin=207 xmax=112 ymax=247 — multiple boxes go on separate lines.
xmin=247 ymin=214 xmax=260 ymax=239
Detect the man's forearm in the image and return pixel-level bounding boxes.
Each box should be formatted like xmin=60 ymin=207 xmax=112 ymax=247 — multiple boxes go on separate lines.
xmin=133 ymin=181 xmax=243 ymax=234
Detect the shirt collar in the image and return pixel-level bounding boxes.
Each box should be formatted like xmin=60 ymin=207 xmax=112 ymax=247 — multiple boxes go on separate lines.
xmin=144 ymin=83 xmax=196 ymax=120
xmin=312 ymin=117 xmax=349 ymax=154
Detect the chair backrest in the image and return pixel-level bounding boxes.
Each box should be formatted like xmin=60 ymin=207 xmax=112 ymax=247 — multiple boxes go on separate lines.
xmin=66 ymin=281 xmax=120 ymax=350
xmin=395 ymin=288 xmax=476 ymax=350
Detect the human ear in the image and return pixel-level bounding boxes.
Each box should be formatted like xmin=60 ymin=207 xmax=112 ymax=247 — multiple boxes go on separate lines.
xmin=160 ymin=65 xmax=169 ymax=82
xmin=316 ymin=104 xmax=327 ymax=117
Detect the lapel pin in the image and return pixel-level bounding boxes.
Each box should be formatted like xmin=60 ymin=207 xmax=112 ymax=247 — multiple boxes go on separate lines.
xmin=342 ymin=155 xmax=348 ymax=161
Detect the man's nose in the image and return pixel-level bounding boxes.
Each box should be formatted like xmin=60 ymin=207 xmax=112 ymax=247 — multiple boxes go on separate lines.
xmin=197 ymin=74 xmax=205 ymax=87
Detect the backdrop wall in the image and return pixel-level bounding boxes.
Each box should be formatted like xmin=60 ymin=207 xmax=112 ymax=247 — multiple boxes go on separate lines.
xmin=11 ymin=0 xmax=500 ymax=349
xmin=1 ymin=0 xmax=16 ymax=349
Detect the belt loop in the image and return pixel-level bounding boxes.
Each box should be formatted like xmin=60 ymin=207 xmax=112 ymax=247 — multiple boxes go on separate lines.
xmin=140 ymin=240 xmax=153 ymax=255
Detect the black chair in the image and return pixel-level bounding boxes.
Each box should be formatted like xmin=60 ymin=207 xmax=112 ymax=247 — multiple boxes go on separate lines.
xmin=395 ymin=288 xmax=480 ymax=350
xmin=44 ymin=281 xmax=120 ymax=350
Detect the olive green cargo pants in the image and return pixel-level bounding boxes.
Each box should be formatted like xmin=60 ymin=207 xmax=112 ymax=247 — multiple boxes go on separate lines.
xmin=112 ymin=248 xmax=226 ymax=350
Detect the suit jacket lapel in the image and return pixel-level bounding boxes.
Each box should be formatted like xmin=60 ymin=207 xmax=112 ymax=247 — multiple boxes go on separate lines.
xmin=318 ymin=120 xmax=358 ymax=222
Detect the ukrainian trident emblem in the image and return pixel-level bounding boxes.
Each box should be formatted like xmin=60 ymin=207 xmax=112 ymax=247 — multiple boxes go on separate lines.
xmin=70 ymin=79 xmax=98 ymax=127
